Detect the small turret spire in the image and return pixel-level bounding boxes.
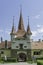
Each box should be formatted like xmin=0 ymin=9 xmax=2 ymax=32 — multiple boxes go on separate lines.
xmin=12 ymin=16 xmax=14 ymax=32
xmin=13 ymin=16 xmax=14 ymax=27
xmin=10 ymin=16 xmax=16 ymax=35
xmin=27 ymin=16 xmax=32 ymax=35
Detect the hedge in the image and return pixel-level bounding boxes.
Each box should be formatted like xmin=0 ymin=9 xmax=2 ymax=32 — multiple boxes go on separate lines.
xmin=36 ymin=57 xmax=43 ymax=60
xmin=7 ymin=58 xmax=16 ymax=62
xmin=2 ymin=57 xmax=16 ymax=62
xmin=37 ymin=60 xmax=43 ymax=65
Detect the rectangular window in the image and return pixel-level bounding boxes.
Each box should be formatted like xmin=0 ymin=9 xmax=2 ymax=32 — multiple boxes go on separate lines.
xmin=16 ymin=46 xmax=18 ymax=48
xmin=24 ymin=46 xmax=27 ymax=48
xmin=34 ymin=51 xmax=40 ymax=55
xmin=19 ymin=44 xmax=23 ymax=49
xmin=1 ymin=51 xmax=4 ymax=54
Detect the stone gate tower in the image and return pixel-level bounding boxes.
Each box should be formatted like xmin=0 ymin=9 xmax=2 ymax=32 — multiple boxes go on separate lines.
xmin=10 ymin=10 xmax=32 ymax=61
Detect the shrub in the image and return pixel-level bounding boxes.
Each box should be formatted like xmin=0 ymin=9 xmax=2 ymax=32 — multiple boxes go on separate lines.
xmin=37 ymin=60 xmax=43 ymax=65
xmin=7 ymin=57 xmax=16 ymax=62
xmin=1 ymin=57 xmax=16 ymax=62
xmin=36 ymin=57 xmax=43 ymax=60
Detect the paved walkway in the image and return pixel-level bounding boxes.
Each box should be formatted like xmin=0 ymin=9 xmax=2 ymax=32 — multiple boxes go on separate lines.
xmin=0 ymin=62 xmax=37 ymax=65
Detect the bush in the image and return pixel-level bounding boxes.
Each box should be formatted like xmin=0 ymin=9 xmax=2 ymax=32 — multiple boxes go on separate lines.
xmin=37 ymin=60 xmax=43 ymax=65
xmin=36 ymin=57 xmax=43 ymax=60
xmin=1 ymin=57 xmax=16 ymax=62
xmin=7 ymin=57 xmax=16 ymax=62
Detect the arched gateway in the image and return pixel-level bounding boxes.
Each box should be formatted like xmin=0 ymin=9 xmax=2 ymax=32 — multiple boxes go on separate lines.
xmin=17 ymin=53 xmax=27 ymax=62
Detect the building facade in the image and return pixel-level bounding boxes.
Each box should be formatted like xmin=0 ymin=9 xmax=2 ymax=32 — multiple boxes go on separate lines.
xmin=0 ymin=10 xmax=43 ymax=62
xmin=10 ymin=11 xmax=32 ymax=61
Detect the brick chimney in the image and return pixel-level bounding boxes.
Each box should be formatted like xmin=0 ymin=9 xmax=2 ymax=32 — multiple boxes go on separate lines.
xmin=1 ymin=37 xmax=3 ymax=43
xmin=5 ymin=40 xmax=7 ymax=48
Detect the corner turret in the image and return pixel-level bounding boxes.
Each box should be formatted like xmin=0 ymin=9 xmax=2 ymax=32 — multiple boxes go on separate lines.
xmin=27 ymin=17 xmax=32 ymax=35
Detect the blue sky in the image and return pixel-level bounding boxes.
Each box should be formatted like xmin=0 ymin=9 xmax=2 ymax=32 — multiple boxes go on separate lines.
xmin=0 ymin=0 xmax=43 ymax=41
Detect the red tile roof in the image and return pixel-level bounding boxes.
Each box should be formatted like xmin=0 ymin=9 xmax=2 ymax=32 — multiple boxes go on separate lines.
xmin=0 ymin=41 xmax=11 ymax=49
xmin=0 ymin=41 xmax=43 ymax=49
xmin=31 ymin=41 xmax=43 ymax=49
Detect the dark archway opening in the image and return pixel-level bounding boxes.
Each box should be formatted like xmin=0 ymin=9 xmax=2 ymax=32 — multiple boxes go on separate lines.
xmin=17 ymin=53 xmax=27 ymax=62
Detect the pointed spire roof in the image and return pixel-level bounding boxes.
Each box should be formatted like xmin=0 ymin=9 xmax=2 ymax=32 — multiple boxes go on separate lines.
xmin=18 ymin=7 xmax=25 ymax=32
xmin=10 ymin=16 xmax=16 ymax=35
xmin=27 ymin=16 xmax=32 ymax=35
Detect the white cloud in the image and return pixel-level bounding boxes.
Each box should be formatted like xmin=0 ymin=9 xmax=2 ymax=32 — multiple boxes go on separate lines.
xmin=0 ymin=29 xmax=11 ymax=35
xmin=32 ymin=14 xmax=40 ymax=19
xmin=35 ymin=15 xmax=40 ymax=19
xmin=5 ymin=31 xmax=10 ymax=35
xmin=32 ymin=31 xmax=37 ymax=37
xmin=4 ymin=29 xmax=11 ymax=35
xmin=37 ymin=27 xmax=43 ymax=33
xmin=32 ymin=25 xmax=43 ymax=37
xmin=36 ymin=24 xmax=43 ymax=33
xmin=37 ymin=24 xmax=41 ymax=28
